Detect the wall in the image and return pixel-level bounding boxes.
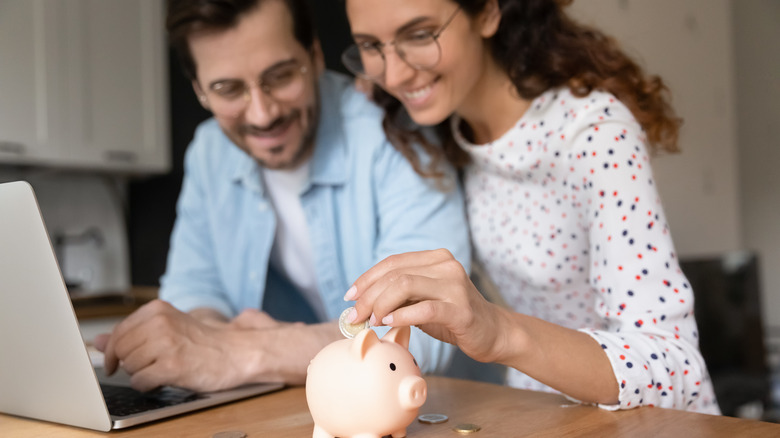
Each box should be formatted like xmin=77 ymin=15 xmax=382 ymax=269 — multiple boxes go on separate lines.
xmin=732 ymin=0 xmax=780 ymax=330
xmin=569 ymin=0 xmax=780 ymax=331
xmin=568 ymin=0 xmax=742 ymax=256
xmin=0 ymin=169 xmax=130 ymax=294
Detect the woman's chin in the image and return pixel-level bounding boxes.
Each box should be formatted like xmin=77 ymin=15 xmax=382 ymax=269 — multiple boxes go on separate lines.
xmin=403 ymin=106 xmax=451 ymax=127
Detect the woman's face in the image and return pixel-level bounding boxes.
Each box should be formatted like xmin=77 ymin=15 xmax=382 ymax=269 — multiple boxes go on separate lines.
xmin=345 ymin=0 xmax=499 ymax=126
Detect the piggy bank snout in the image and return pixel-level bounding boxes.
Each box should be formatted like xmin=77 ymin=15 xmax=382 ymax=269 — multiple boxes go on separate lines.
xmin=398 ymin=376 xmax=427 ymax=410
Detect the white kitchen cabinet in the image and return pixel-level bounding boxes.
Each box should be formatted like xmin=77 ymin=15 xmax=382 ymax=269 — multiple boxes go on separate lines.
xmin=0 ymin=0 xmax=170 ymax=173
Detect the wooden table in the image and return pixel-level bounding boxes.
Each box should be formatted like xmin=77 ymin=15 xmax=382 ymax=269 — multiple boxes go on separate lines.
xmin=2 ymin=376 xmax=779 ymax=437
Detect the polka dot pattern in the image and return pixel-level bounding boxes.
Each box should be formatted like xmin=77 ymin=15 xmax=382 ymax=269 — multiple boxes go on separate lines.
xmin=453 ymin=87 xmax=720 ymax=414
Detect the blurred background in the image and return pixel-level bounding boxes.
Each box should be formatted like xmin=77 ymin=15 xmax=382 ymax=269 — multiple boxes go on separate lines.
xmin=0 ymin=0 xmax=777 ymax=421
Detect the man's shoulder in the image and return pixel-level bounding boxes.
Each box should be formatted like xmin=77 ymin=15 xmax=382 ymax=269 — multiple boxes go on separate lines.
xmin=185 ymin=118 xmax=248 ymax=176
xmin=190 ymin=118 xmax=225 ymax=146
xmin=317 ymin=71 xmax=390 ymax=160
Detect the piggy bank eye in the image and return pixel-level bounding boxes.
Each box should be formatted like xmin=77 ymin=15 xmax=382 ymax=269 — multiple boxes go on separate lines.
xmin=413 ymin=358 xmax=418 ymax=367
xmin=389 ymin=363 xmax=397 ymax=371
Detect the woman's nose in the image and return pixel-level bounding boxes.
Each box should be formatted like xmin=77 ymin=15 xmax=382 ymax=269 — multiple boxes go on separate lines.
xmin=381 ymin=48 xmax=416 ymax=89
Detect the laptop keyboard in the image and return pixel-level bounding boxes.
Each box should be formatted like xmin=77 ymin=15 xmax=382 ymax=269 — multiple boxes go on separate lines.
xmin=101 ymin=384 xmax=200 ymax=417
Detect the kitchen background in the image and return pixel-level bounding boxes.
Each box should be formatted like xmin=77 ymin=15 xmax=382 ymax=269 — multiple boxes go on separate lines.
xmin=0 ymin=0 xmax=777 ymax=420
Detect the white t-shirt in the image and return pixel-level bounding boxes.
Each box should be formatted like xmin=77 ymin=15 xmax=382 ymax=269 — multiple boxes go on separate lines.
xmin=262 ymin=162 xmax=327 ymax=321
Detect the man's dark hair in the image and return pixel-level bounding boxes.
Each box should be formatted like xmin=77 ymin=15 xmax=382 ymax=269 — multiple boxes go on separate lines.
xmin=167 ymin=0 xmax=316 ymax=80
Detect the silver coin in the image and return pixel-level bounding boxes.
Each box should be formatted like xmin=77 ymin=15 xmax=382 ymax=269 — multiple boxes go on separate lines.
xmin=212 ymin=431 xmax=247 ymax=438
xmin=418 ymin=413 xmax=449 ymax=424
xmin=338 ymin=306 xmax=369 ymax=339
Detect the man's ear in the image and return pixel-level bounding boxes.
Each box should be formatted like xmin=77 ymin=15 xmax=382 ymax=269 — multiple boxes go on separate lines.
xmin=479 ymin=0 xmax=501 ymax=38
xmin=192 ymin=80 xmax=210 ymax=110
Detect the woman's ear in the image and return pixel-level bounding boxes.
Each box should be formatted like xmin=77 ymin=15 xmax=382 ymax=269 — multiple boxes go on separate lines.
xmin=192 ymin=80 xmax=210 ymax=110
xmin=479 ymin=0 xmax=501 ymax=38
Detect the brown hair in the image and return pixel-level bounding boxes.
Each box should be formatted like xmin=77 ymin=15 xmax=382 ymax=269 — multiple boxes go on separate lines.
xmin=369 ymin=0 xmax=682 ymax=177
xmin=166 ymin=0 xmax=316 ymax=81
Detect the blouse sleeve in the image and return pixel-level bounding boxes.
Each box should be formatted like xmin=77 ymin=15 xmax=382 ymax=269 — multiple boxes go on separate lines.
xmin=565 ymin=94 xmax=718 ymax=412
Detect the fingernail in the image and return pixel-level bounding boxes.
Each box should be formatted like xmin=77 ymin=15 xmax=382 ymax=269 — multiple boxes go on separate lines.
xmin=382 ymin=313 xmax=394 ymax=325
xmin=347 ymin=307 xmax=357 ymax=323
xmin=343 ymin=285 xmax=357 ymax=301
xmin=369 ymin=312 xmax=377 ymax=326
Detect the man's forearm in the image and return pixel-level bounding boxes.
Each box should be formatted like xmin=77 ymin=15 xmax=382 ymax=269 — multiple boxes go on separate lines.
xmin=235 ymin=320 xmax=343 ymax=386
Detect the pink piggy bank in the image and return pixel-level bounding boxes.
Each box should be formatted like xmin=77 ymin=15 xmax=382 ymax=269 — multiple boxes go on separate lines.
xmin=305 ymin=326 xmax=427 ymax=438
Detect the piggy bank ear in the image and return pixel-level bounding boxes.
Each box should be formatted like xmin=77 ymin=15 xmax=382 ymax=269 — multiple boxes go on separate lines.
xmin=351 ymin=328 xmax=380 ymax=359
xmin=382 ymin=326 xmax=411 ymax=350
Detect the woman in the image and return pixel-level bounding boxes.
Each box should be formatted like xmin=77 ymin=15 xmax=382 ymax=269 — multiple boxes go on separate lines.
xmin=341 ymin=0 xmax=721 ymax=414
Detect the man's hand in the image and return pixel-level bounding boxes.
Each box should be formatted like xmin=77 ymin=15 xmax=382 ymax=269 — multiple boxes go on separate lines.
xmin=93 ymin=300 xmax=342 ymax=392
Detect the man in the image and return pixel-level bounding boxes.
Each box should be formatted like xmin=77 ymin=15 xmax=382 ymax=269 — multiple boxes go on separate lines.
xmin=94 ymin=0 xmax=470 ymax=393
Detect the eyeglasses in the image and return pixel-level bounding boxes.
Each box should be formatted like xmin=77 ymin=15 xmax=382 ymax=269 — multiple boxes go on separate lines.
xmin=341 ymin=7 xmax=461 ymax=80
xmin=202 ymin=62 xmax=309 ymax=118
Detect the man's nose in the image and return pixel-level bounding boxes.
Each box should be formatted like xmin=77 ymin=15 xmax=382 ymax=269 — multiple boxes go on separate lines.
xmin=382 ymin=48 xmax=416 ymax=89
xmin=244 ymin=85 xmax=279 ymax=125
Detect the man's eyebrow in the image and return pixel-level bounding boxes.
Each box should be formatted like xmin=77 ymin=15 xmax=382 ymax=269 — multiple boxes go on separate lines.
xmin=207 ymin=58 xmax=299 ymax=89
xmin=352 ymin=16 xmax=434 ymax=40
xmin=261 ymin=58 xmax=299 ymax=76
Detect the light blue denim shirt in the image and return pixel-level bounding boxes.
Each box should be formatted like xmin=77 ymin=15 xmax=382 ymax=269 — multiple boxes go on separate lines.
xmin=159 ymin=71 xmax=470 ymax=373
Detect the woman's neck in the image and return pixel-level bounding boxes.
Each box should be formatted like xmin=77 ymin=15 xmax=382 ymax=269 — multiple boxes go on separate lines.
xmin=457 ymin=57 xmax=533 ymax=145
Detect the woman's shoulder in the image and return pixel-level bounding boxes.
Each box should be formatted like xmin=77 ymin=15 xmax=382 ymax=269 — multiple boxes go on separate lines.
xmin=530 ymin=87 xmax=633 ymax=121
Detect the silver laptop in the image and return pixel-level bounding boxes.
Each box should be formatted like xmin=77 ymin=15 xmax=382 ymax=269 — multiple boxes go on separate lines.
xmin=0 ymin=181 xmax=283 ymax=431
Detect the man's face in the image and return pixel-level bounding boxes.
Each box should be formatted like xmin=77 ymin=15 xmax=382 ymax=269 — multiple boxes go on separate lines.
xmin=189 ymin=0 xmax=323 ymax=170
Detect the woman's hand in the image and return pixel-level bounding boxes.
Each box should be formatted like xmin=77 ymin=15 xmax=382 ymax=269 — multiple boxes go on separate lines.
xmin=345 ymin=249 xmax=512 ymax=363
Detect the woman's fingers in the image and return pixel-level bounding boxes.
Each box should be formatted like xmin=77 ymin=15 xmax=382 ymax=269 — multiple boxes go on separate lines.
xmin=369 ymin=272 xmax=460 ymax=322
xmin=347 ymin=249 xmax=453 ymax=302
xmin=347 ymin=249 xmax=459 ymax=322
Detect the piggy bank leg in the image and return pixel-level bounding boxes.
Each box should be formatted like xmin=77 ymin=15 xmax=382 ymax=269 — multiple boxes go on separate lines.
xmin=312 ymin=424 xmax=334 ymax=438
xmin=390 ymin=430 xmax=407 ymax=438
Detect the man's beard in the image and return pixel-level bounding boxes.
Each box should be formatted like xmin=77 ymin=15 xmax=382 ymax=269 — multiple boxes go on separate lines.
xmin=240 ymin=95 xmax=320 ymax=170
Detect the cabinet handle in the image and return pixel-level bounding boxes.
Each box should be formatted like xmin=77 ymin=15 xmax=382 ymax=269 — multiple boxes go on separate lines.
xmin=105 ymin=150 xmax=138 ymax=163
xmin=0 ymin=142 xmax=26 ymax=154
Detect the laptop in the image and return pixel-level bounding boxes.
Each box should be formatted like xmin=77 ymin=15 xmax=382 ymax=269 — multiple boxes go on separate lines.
xmin=0 ymin=181 xmax=284 ymax=431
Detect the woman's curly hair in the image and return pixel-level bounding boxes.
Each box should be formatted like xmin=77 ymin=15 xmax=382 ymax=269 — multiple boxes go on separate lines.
xmin=370 ymin=0 xmax=682 ymax=177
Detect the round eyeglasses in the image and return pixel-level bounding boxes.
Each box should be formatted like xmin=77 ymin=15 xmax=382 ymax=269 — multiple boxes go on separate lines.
xmin=202 ymin=63 xmax=309 ymax=119
xmin=341 ymin=7 xmax=461 ymax=81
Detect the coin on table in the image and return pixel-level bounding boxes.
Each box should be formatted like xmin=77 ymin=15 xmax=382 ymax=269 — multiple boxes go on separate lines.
xmin=339 ymin=306 xmax=369 ymax=339
xmin=418 ymin=413 xmax=449 ymax=424
xmin=453 ymin=423 xmax=482 ymax=434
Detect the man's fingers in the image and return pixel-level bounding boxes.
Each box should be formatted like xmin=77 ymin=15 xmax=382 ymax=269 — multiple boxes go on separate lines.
xmin=129 ymin=366 xmax=168 ymax=393
xmin=102 ymin=300 xmax=179 ymax=375
xmin=93 ymin=333 xmax=110 ymax=352
xmin=120 ymin=343 xmax=165 ymax=376
xmin=109 ymin=300 xmax=173 ymax=343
